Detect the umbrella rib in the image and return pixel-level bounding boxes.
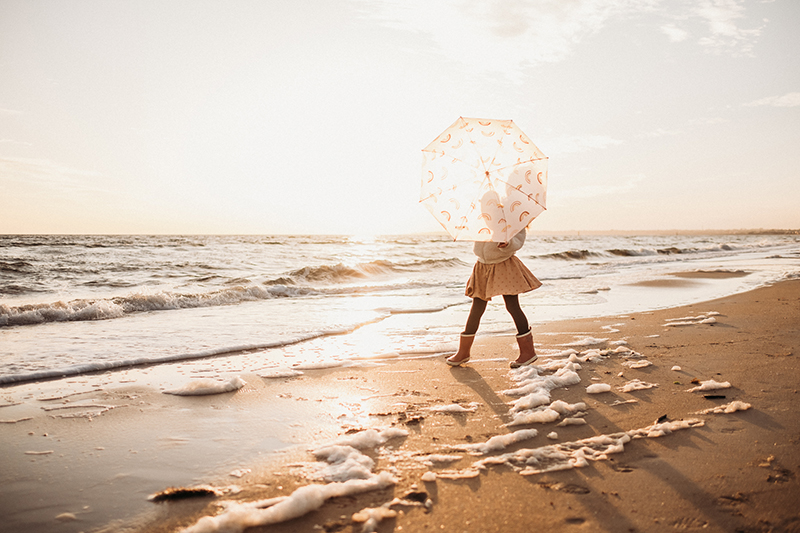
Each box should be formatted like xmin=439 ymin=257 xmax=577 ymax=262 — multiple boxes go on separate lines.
xmin=494 ymin=177 xmax=548 ymax=210
xmin=493 ymin=156 xmax=549 ymax=176
xmin=421 ymin=150 xmax=482 ymax=171
xmin=453 ymin=188 xmax=485 ymax=241
xmin=486 ymin=119 xmax=514 ymax=178
xmin=459 ymin=117 xmax=491 ymax=175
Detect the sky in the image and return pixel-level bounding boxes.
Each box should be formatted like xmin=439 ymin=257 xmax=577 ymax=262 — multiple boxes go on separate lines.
xmin=1 ymin=0 xmax=798 ymax=235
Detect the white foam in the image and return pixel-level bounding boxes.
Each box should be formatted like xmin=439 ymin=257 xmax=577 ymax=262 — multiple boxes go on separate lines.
xmin=181 ymin=427 xmax=408 ymax=532
xmin=561 ymin=336 xmax=609 ymax=347
xmin=695 ymin=401 xmax=751 ymax=414
xmin=629 ymin=419 xmax=704 ymax=438
xmin=622 ymin=360 xmax=652 ymax=369
xmin=686 ymin=379 xmax=731 ymax=392
xmin=663 ymin=312 xmax=719 ymax=327
xmin=163 ymin=376 xmax=246 ymax=396
xmin=557 ymin=417 xmax=587 ymax=427
xmin=435 ymin=468 xmax=481 ymax=479
xmin=421 ymin=471 xmax=437 ymax=482
xmin=311 ymin=445 xmax=375 ymax=482
xmin=507 ymin=408 xmax=561 ymax=426
xmin=618 ymin=379 xmax=658 ymax=393
xmin=449 ymin=428 xmax=539 ymax=455
xmin=586 ymin=383 xmax=611 ymax=394
xmin=610 ymin=399 xmax=638 ymax=406
xmin=417 ymin=454 xmax=462 ymax=465
xmin=352 ymin=504 xmax=397 ymax=532
xmin=293 ymin=361 xmax=349 ymax=371
xmin=503 ymin=364 xmax=582 ymax=398
xmin=509 ymin=391 xmax=551 ymax=411
xmin=575 ymin=349 xmax=606 ymax=362
xmin=665 ymin=315 xmax=708 ymax=322
xmin=439 ymin=419 xmax=704 ymax=479
xmin=425 ymin=403 xmax=478 ymax=413
xmin=671 ymin=366 xmax=682 ymax=371
xmin=258 ymin=368 xmax=304 ymax=379
xmin=181 ymin=472 xmax=397 ymax=533
xmin=507 ymin=400 xmax=586 ymax=427
xmin=331 ymin=428 xmax=409 ymax=449
xmin=539 ymin=348 xmax=580 ymax=359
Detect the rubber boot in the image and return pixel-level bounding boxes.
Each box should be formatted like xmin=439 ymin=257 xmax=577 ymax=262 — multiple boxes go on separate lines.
xmin=446 ymin=333 xmax=474 ymax=366
xmin=510 ymin=329 xmax=537 ymax=368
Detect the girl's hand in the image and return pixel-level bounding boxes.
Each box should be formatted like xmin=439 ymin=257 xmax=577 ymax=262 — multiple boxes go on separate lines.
xmin=497 ymin=242 xmax=508 ymax=248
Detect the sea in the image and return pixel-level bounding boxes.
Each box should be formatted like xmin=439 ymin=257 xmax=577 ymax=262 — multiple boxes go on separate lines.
xmin=2 ymin=232 xmax=799 ymax=386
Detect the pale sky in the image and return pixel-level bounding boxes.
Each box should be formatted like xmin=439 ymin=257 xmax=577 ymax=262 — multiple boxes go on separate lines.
xmin=1 ymin=0 xmax=798 ymax=235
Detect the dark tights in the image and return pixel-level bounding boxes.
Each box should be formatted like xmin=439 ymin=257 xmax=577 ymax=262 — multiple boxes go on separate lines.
xmin=463 ymin=295 xmax=529 ymax=336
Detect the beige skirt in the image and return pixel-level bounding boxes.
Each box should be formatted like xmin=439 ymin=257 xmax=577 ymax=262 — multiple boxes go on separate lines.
xmin=465 ymin=256 xmax=542 ymax=301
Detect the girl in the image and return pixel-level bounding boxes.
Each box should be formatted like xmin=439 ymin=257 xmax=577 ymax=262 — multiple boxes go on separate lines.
xmin=446 ymin=228 xmax=542 ymax=368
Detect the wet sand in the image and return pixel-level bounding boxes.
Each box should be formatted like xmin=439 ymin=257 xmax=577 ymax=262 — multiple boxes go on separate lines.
xmin=1 ymin=278 xmax=799 ymax=533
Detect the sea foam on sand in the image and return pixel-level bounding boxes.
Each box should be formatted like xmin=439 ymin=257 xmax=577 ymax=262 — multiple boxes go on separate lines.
xmin=182 ymin=428 xmax=407 ymax=533
xmin=182 ymin=472 xmax=397 ymax=533
xmin=439 ymin=418 xmax=705 ymax=478
xmin=163 ymin=376 xmax=246 ymax=396
xmin=695 ymin=401 xmax=751 ymax=414
xmin=687 ymin=379 xmax=731 ymax=392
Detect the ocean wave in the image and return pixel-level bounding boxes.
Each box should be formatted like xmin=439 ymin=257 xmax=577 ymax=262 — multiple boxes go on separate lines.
xmin=607 ymin=248 xmax=657 ymax=257
xmin=0 ymin=284 xmax=315 ymax=327
xmin=539 ymin=250 xmax=601 ymax=260
xmin=0 ymin=272 xmax=451 ymax=327
xmin=0 ymin=260 xmax=35 ymax=273
xmin=538 ymin=243 xmax=747 ymax=261
xmin=267 ymin=258 xmax=466 ymax=285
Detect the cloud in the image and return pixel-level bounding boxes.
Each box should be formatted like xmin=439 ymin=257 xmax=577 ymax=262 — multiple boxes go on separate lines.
xmin=354 ymin=0 xmax=765 ymax=81
xmin=353 ymin=0 xmax=660 ymax=81
xmin=744 ymin=92 xmax=800 ymax=108
xmin=693 ymin=0 xmax=764 ymax=55
xmin=544 ymin=134 xmax=623 ymax=155
xmin=661 ymin=24 xmax=689 ymax=42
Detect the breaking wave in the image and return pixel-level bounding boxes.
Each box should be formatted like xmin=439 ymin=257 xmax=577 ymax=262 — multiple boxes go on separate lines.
xmin=265 ymin=258 xmax=466 ymax=285
xmin=0 ymin=257 xmax=466 ymax=327
xmin=0 ymin=285 xmax=315 ymax=327
xmin=537 ymin=243 xmax=744 ymax=261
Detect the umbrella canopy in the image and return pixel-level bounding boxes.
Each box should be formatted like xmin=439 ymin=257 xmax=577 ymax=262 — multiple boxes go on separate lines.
xmin=421 ymin=117 xmax=548 ymax=242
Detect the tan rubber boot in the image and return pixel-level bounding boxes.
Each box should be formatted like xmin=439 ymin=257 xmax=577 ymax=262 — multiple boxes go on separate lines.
xmin=510 ymin=329 xmax=537 ymax=368
xmin=446 ymin=333 xmax=475 ymax=366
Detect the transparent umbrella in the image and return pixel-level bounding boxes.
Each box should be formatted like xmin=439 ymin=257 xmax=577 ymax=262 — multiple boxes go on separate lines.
xmin=421 ymin=117 xmax=548 ymax=242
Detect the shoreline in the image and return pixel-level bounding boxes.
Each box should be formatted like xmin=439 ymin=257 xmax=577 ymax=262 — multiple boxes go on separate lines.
xmin=1 ymin=279 xmax=799 ymax=533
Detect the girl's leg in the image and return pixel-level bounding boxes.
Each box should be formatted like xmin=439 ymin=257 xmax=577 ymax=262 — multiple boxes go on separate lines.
xmin=463 ymin=297 xmax=488 ymax=335
xmin=447 ymin=298 xmax=488 ymax=365
xmin=502 ymin=295 xmax=529 ymax=335
xmin=503 ymin=294 xmax=537 ymax=367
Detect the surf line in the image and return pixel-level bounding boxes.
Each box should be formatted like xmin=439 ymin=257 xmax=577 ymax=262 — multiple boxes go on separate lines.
xmin=0 ymin=315 xmax=393 ymax=387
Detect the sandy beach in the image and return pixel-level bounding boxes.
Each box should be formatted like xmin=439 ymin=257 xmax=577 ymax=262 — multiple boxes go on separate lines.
xmin=2 ymin=276 xmax=799 ymax=533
